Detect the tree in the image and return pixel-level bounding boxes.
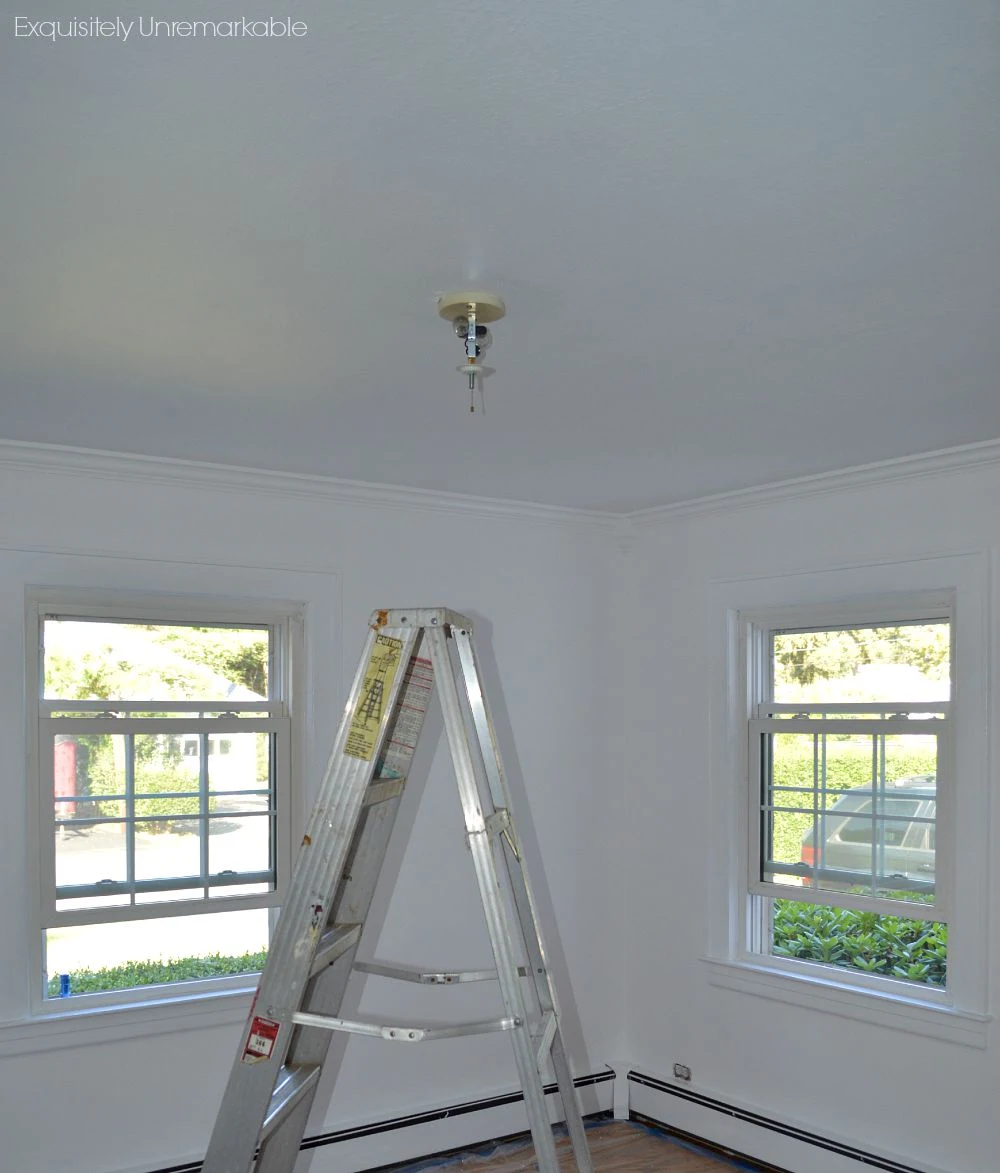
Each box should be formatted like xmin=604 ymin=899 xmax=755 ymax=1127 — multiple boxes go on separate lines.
xmin=774 ymin=623 xmax=949 ymax=689
xmin=44 ymin=622 xmax=269 ymax=701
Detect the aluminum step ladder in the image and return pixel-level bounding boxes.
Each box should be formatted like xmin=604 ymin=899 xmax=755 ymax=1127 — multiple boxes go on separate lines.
xmin=201 ymin=608 xmax=593 ymax=1173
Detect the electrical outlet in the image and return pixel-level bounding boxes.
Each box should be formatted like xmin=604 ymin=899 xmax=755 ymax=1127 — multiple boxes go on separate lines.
xmin=672 ymin=1062 xmax=691 ymax=1082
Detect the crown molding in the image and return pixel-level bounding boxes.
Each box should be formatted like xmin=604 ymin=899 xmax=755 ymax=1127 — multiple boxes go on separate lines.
xmin=629 ymin=437 xmax=1000 ymax=530
xmin=3 ymin=435 xmax=998 ymax=533
xmin=0 ymin=439 xmax=617 ymax=533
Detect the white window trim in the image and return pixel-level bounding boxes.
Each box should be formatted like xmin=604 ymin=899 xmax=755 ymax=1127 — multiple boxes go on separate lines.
xmin=25 ymin=586 xmax=303 ymax=1018
xmin=702 ymin=555 xmax=991 ymax=1047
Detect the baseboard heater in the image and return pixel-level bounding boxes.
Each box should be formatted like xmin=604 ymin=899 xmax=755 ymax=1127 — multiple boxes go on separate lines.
xmin=150 ymin=1069 xmax=614 ymax=1173
xmin=628 ymin=1070 xmax=923 ymax=1173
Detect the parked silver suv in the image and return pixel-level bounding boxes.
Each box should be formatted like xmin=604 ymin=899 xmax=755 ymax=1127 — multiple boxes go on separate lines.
xmin=799 ymin=774 xmax=936 ymax=897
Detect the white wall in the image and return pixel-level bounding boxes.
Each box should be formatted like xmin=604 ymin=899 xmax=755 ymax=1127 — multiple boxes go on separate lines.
xmin=0 ymin=445 xmax=624 ymax=1173
xmin=5 ymin=439 xmax=1000 ymax=1173
xmin=623 ymin=451 xmax=1000 ymax=1173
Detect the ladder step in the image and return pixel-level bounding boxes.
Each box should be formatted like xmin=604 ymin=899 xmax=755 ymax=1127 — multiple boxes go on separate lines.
xmin=309 ymin=923 xmax=362 ymax=979
xmin=261 ymin=1063 xmax=321 ymax=1142
xmin=291 ymin=1009 xmax=520 ymax=1042
xmin=353 ymin=959 xmax=530 ymax=984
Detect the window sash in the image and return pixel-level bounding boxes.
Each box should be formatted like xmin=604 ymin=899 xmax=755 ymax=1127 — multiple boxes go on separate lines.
xmin=748 ymin=712 xmax=947 ymax=922
xmin=40 ymin=714 xmax=290 ymax=929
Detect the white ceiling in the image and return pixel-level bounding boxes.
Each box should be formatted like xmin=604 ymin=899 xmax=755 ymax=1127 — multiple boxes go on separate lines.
xmin=3 ymin=2 xmax=999 ymax=512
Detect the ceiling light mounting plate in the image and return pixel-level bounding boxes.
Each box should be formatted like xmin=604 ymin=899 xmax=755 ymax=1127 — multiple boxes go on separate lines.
xmin=437 ymin=290 xmax=506 ymax=323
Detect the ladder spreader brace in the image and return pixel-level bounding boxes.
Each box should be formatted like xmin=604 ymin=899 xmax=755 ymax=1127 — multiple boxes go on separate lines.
xmin=201 ymin=608 xmax=593 ymax=1173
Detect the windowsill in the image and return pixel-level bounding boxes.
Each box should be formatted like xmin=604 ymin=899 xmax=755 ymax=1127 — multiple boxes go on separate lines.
xmin=701 ymin=956 xmax=990 ymax=1048
xmin=0 ymin=982 xmax=256 ymax=1057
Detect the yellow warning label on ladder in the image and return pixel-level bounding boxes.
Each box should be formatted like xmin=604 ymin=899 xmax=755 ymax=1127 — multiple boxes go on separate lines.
xmin=345 ymin=634 xmax=403 ymax=760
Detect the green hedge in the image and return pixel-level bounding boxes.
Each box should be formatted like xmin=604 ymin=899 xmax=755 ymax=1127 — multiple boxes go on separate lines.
xmin=770 ymin=735 xmax=936 ymax=790
xmin=48 ymin=950 xmax=267 ymax=996
xmin=772 ymin=900 xmax=946 ymax=986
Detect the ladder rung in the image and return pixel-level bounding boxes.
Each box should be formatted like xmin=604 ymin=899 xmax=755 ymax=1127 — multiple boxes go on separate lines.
xmin=309 ymin=923 xmax=362 ymax=979
xmin=261 ymin=1063 xmax=321 ymax=1141
xmin=291 ymin=1009 xmax=520 ymax=1042
xmin=353 ymin=959 xmax=530 ymax=984
xmin=364 ymin=778 xmax=406 ymax=806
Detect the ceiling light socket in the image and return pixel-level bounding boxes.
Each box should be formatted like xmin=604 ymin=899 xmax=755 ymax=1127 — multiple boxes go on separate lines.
xmin=437 ymin=291 xmax=506 ymax=411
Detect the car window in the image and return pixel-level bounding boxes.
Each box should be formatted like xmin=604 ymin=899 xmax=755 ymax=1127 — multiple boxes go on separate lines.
xmin=838 ymin=798 xmax=922 ymax=846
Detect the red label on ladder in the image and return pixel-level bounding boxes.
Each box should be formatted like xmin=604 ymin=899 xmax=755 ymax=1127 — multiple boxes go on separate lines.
xmin=242 ymin=1016 xmax=280 ymax=1064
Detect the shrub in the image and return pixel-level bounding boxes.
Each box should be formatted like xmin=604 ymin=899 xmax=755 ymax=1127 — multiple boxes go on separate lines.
xmin=772 ymin=899 xmax=946 ymax=986
xmin=48 ymin=950 xmax=267 ymax=996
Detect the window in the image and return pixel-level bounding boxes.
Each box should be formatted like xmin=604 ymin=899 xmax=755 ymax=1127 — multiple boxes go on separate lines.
xmin=748 ymin=613 xmax=951 ymax=991
xmin=707 ymin=559 xmax=988 ymax=1042
xmin=31 ymin=595 xmax=293 ymax=1010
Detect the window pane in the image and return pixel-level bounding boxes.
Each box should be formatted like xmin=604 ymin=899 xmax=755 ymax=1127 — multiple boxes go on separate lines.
xmin=771 ymin=899 xmax=947 ymax=987
xmin=54 ymin=734 xmax=127 ymax=898
xmin=55 ymin=820 xmax=128 ymax=895
xmin=207 ymin=731 xmax=271 ymax=796
xmin=135 ymin=817 xmax=202 ymax=888
xmin=762 ymin=731 xmax=938 ymax=903
xmin=43 ymin=908 xmax=269 ymax=998
xmin=134 ymin=732 xmax=203 ymax=819
xmin=772 ymin=621 xmax=950 ymax=705
xmin=43 ymin=619 xmax=270 ymax=701
xmin=209 ymin=813 xmax=273 ymax=890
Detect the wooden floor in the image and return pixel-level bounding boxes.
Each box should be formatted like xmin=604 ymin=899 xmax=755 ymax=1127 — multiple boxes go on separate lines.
xmin=394 ymin=1121 xmax=755 ymax=1172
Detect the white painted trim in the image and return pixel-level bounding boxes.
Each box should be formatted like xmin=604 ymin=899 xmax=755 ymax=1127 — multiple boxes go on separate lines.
xmin=701 ymin=957 xmax=989 ymax=1047
xmin=0 ymin=985 xmax=256 ymax=1057
xmin=0 ymin=439 xmax=617 ymax=530
xmin=628 ymin=1067 xmax=957 ymax=1173
xmin=0 ymin=536 xmax=345 ymax=578
xmin=101 ymin=1068 xmax=615 ymax=1173
xmin=631 ymin=436 xmax=1000 ymax=527
xmin=4 ymin=435 xmax=1000 ymax=528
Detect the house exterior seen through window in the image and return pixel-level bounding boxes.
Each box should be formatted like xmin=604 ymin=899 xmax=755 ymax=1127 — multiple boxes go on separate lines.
xmin=33 ymin=602 xmax=293 ymax=1009
xmin=748 ymin=617 xmax=950 ymax=990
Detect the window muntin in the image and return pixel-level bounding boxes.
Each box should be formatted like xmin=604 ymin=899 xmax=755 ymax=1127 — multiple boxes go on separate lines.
xmin=748 ymin=617 xmax=951 ymax=987
xmin=35 ymin=610 xmax=292 ymax=1005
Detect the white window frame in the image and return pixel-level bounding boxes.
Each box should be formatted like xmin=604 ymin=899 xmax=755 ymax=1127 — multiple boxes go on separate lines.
xmin=704 ymin=556 xmax=991 ymax=1046
xmin=747 ymin=618 xmax=951 ymax=923
xmin=27 ymin=588 xmax=298 ymax=1016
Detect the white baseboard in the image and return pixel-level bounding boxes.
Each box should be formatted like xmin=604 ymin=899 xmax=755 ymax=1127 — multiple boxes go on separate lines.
xmin=302 ymin=1069 xmax=613 ymax=1173
xmin=627 ymin=1069 xmax=955 ymax=1173
xmin=116 ymin=1069 xmax=614 ymax=1173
